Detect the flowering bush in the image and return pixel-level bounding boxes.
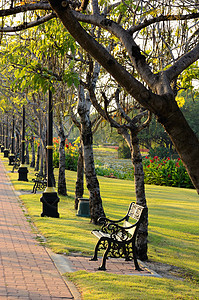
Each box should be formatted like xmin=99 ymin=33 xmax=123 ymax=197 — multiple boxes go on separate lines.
xmin=143 ymin=156 xmax=194 ymax=188
xmin=53 ymin=137 xmax=79 ymax=171
xmin=94 ymin=153 xmax=193 ymax=189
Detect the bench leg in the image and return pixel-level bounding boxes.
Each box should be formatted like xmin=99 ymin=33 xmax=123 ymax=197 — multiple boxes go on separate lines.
xmin=90 ymin=239 xmax=102 ymax=261
xmin=98 ymin=241 xmax=111 ymax=271
xmin=31 ymin=183 xmax=37 ymax=194
xmin=132 ymin=241 xmax=142 ymax=271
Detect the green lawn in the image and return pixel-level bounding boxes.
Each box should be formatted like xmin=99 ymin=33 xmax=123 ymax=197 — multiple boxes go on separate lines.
xmin=2 ymin=154 xmax=199 ymax=299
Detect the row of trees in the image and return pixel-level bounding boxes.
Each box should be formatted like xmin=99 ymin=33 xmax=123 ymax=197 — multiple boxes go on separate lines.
xmin=0 ymin=0 xmax=199 ymax=260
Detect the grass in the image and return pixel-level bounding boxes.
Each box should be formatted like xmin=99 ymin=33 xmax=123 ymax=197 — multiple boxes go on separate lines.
xmin=66 ymin=271 xmax=199 ymax=300
xmin=1 ymin=154 xmax=199 ymax=299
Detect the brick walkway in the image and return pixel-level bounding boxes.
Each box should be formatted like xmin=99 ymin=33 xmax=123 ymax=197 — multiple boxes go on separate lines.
xmin=66 ymin=255 xmax=153 ymax=276
xmin=0 ymin=158 xmax=75 ymax=300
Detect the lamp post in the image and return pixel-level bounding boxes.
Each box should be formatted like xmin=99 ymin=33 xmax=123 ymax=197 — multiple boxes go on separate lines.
xmin=4 ymin=116 xmax=10 ymax=158
xmin=9 ymin=115 xmax=15 ymax=165
xmin=40 ymin=89 xmax=59 ymax=218
xmin=18 ymin=105 xmax=28 ymax=181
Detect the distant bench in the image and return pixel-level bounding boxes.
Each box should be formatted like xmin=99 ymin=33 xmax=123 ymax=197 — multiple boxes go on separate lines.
xmin=11 ymin=156 xmax=20 ymax=173
xmin=91 ymin=202 xmax=147 ymax=271
xmin=31 ymin=173 xmax=47 ymax=194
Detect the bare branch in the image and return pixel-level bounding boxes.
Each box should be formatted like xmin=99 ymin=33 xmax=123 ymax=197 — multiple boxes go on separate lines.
xmin=0 ymin=2 xmax=51 ymax=17
xmin=114 ymin=87 xmax=132 ymax=124
xmin=128 ymin=12 xmax=199 ymax=35
xmin=0 ymin=13 xmax=56 ymax=32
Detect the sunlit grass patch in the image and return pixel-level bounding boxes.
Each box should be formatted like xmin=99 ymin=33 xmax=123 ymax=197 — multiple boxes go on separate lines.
xmin=65 ymin=271 xmax=199 ymax=300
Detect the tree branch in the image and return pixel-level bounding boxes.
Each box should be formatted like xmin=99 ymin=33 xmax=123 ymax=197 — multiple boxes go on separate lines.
xmin=0 ymin=2 xmax=51 ymax=17
xmin=128 ymin=12 xmax=199 ymax=35
xmin=72 ymin=10 xmax=157 ymax=88
xmin=47 ymin=1 xmax=162 ymax=114
xmin=0 ymin=13 xmax=55 ymax=32
xmin=165 ymin=43 xmax=199 ymax=81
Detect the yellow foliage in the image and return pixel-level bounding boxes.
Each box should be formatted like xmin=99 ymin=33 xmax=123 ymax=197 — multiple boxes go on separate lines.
xmin=176 ymin=96 xmax=185 ymax=108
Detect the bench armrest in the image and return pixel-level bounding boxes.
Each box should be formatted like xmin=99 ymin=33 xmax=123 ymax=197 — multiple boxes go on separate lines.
xmin=98 ymin=215 xmax=126 ymax=225
xmin=107 ymin=222 xmax=136 ymax=231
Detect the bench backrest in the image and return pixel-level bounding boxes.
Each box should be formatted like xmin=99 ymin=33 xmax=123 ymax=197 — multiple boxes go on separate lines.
xmin=127 ymin=202 xmax=145 ymax=221
xmin=123 ymin=202 xmax=146 ymax=237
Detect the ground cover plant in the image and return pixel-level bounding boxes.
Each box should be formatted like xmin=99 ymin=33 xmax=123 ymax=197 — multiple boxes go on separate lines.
xmin=1 ymin=154 xmax=199 ymax=299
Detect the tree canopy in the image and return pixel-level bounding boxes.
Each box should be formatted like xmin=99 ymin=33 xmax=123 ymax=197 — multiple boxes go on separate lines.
xmin=0 ymin=0 xmax=199 ymax=193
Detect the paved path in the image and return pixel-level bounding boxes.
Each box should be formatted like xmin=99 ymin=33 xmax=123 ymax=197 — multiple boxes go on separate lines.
xmin=0 ymin=159 xmax=76 ymax=300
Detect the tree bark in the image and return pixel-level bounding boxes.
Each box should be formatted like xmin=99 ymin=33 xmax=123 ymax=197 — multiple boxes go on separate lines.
xmin=15 ymin=129 xmax=20 ymax=156
xmin=25 ymin=140 xmax=29 ymax=165
xmin=131 ymin=135 xmax=148 ymax=261
xmin=35 ymin=144 xmax=40 ymax=172
xmin=39 ymin=143 xmax=44 ymax=176
xmin=157 ymin=99 xmax=199 ymax=193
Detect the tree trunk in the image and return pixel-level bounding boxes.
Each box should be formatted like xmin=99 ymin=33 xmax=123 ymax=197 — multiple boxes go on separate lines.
xmin=131 ymin=135 xmax=148 ymax=260
xmin=158 ymin=101 xmax=199 ymax=193
xmin=75 ymin=144 xmax=84 ymax=210
xmin=25 ymin=140 xmax=29 ymax=165
xmin=78 ymin=86 xmax=105 ymax=224
xmin=35 ymin=144 xmax=40 ymax=171
xmin=30 ymin=136 xmax=35 ymax=168
xmin=39 ymin=143 xmax=44 ymax=176
xmin=16 ymin=130 xmax=20 ymax=156
xmin=58 ymin=127 xmax=67 ymax=196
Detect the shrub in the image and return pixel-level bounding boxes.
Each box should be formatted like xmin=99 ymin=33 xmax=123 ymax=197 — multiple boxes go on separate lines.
xmin=53 ymin=138 xmax=79 ymax=171
xmin=143 ymin=156 xmax=194 ymax=188
xmin=149 ymin=146 xmax=174 ymax=159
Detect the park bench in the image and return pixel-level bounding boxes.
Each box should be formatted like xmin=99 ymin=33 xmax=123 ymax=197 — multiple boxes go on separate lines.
xmin=31 ymin=173 xmax=47 ymax=194
xmin=91 ymin=202 xmax=147 ymax=271
xmin=11 ymin=156 xmax=20 ymax=173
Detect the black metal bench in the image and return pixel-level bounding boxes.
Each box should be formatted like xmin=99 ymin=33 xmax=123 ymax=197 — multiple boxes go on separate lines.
xmin=91 ymin=202 xmax=147 ymax=271
xmin=31 ymin=173 xmax=47 ymax=194
xmin=11 ymin=156 xmax=21 ymax=173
